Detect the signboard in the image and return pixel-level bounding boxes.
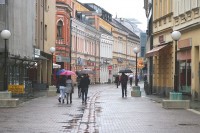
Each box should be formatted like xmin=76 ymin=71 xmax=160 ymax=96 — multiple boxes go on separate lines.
xmin=108 ymin=65 xmax=112 ymax=70
xmin=8 ymin=85 xmax=25 ymax=94
xmin=35 ymin=48 xmax=40 ymax=55
xmin=56 ymin=55 xmax=70 ymax=63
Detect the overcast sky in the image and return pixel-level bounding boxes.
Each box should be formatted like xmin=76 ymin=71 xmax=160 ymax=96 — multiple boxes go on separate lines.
xmin=78 ymin=0 xmax=147 ymax=31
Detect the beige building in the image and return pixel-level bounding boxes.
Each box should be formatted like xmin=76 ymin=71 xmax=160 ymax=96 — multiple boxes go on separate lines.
xmin=146 ymin=0 xmax=174 ymax=96
xmin=146 ymin=0 xmax=200 ymax=100
xmin=34 ymin=0 xmax=56 ymax=87
xmin=172 ymin=0 xmax=200 ymax=100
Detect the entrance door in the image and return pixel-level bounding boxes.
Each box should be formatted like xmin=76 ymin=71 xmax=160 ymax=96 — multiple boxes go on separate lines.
xmin=179 ymin=60 xmax=191 ymax=94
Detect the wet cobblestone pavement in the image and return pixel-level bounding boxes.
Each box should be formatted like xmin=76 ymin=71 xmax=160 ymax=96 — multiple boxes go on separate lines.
xmin=1 ymin=83 xmax=200 ymax=133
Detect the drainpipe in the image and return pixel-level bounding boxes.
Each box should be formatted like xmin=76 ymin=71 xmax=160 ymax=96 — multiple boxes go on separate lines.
xmin=69 ymin=15 xmax=72 ymax=70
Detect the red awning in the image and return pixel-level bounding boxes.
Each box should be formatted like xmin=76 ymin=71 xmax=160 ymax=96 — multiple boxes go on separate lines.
xmin=146 ymin=45 xmax=169 ymax=57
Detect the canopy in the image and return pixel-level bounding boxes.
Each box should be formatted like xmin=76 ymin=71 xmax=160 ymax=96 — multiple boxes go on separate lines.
xmin=53 ymin=63 xmax=61 ymax=68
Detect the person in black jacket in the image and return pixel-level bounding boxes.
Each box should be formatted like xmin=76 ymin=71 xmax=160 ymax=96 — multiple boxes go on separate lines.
xmin=58 ymin=75 xmax=66 ymax=103
xmin=120 ymin=73 xmax=128 ymax=98
xmin=80 ymin=74 xmax=90 ymax=104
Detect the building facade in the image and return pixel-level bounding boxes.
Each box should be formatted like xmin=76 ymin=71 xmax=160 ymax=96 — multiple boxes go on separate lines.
xmin=0 ymin=0 xmax=35 ymax=91
xmin=172 ymin=0 xmax=200 ymax=100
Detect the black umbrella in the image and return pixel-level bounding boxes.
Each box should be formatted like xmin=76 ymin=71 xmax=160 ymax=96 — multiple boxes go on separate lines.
xmin=119 ymin=69 xmax=133 ymax=73
xmin=113 ymin=74 xmax=119 ymax=77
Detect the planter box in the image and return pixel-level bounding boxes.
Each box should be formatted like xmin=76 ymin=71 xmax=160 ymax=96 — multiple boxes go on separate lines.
xmin=162 ymin=100 xmax=190 ymax=109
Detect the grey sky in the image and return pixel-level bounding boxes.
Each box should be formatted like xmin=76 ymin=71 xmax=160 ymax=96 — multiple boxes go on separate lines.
xmin=78 ymin=0 xmax=147 ymax=31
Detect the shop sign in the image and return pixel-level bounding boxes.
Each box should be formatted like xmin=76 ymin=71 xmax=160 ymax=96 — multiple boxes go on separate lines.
xmin=35 ymin=48 xmax=40 ymax=55
xmin=56 ymin=55 xmax=70 ymax=63
xmin=178 ymin=38 xmax=192 ymax=49
xmin=8 ymin=85 xmax=24 ymax=94
xmin=108 ymin=65 xmax=112 ymax=70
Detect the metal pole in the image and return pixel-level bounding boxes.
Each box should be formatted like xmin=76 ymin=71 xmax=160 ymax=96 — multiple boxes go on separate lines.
xmin=52 ymin=53 xmax=53 ymax=73
xmin=135 ymin=53 xmax=138 ymax=86
xmin=174 ymin=40 xmax=178 ymax=92
xmin=76 ymin=26 xmax=77 ymax=71
xmin=4 ymin=39 xmax=7 ymax=91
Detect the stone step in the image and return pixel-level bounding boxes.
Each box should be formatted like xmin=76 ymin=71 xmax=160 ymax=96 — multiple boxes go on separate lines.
xmin=0 ymin=98 xmax=20 ymax=107
xmin=0 ymin=91 xmax=12 ymax=99
xmin=162 ymin=100 xmax=190 ymax=109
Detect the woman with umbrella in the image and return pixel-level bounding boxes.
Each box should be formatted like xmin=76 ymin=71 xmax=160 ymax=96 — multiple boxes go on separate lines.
xmin=65 ymin=76 xmax=74 ymax=104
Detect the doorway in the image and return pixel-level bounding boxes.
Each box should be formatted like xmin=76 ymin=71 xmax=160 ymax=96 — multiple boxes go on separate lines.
xmin=179 ymin=60 xmax=191 ymax=94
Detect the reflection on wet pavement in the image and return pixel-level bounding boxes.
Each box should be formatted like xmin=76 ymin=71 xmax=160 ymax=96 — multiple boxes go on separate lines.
xmin=61 ymin=91 xmax=101 ymax=132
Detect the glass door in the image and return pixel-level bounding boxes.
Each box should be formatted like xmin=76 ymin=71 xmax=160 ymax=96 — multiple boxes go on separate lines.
xmin=179 ymin=60 xmax=191 ymax=94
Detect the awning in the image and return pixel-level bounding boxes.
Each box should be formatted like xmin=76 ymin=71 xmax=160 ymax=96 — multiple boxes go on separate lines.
xmin=53 ymin=63 xmax=61 ymax=68
xmin=145 ymin=45 xmax=169 ymax=57
xmin=34 ymin=55 xmax=48 ymax=60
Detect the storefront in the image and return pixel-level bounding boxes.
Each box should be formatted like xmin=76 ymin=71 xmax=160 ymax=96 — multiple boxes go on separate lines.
xmin=177 ymin=38 xmax=192 ymax=94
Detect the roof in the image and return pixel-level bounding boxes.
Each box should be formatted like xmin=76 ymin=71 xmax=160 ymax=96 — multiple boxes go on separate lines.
xmin=111 ymin=19 xmax=139 ymax=39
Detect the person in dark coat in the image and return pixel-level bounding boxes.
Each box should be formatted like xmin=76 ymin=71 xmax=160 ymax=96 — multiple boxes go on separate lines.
xmin=80 ymin=74 xmax=90 ymax=104
xmin=115 ymin=76 xmax=120 ymax=88
xmin=76 ymin=75 xmax=82 ymax=98
xmin=129 ymin=77 xmax=133 ymax=86
xmin=120 ymin=73 xmax=128 ymax=98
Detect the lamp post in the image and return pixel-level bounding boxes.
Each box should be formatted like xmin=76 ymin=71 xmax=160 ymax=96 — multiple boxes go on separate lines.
xmin=133 ymin=47 xmax=140 ymax=86
xmin=1 ymin=30 xmax=11 ymax=91
xmin=171 ymin=31 xmax=181 ymax=92
xmin=50 ymin=47 xmax=55 ymax=73
xmin=50 ymin=47 xmax=55 ymax=85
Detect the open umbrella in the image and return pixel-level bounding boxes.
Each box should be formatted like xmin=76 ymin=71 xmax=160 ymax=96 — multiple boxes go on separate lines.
xmin=129 ymin=74 xmax=134 ymax=78
xmin=80 ymin=68 xmax=94 ymax=74
xmin=56 ymin=69 xmax=66 ymax=75
xmin=113 ymin=74 xmax=119 ymax=77
xmin=119 ymin=69 xmax=133 ymax=73
xmin=60 ymin=70 xmax=76 ymax=76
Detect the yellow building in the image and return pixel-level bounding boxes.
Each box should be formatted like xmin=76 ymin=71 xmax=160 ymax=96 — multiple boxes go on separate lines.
xmin=147 ymin=0 xmax=200 ymax=100
xmin=173 ymin=0 xmax=200 ymax=100
xmin=146 ymin=0 xmax=174 ymax=96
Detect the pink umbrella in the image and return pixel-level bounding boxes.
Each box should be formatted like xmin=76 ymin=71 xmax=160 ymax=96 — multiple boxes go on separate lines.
xmin=60 ymin=70 xmax=76 ymax=76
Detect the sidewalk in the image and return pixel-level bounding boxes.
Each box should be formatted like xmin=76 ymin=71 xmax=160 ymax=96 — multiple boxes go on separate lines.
xmin=1 ymin=83 xmax=200 ymax=133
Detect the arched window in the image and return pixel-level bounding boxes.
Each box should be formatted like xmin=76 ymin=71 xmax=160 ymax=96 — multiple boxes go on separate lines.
xmin=57 ymin=20 xmax=63 ymax=38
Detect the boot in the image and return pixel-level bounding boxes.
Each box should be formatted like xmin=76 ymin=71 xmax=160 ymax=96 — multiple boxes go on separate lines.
xmin=58 ymin=97 xmax=61 ymax=103
xmin=62 ymin=99 xmax=64 ymax=104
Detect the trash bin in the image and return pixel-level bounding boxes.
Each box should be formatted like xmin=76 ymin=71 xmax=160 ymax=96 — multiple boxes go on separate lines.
xmin=177 ymin=92 xmax=182 ymax=100
xmin=170 ymin=92 xmax=176 ymax=100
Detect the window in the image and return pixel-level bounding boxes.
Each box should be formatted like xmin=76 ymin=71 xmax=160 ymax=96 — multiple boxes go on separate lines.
xmin=57 ymin=20 xmax=63 ymax=38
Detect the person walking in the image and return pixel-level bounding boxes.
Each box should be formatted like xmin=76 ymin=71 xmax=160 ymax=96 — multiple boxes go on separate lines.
xmin=115 ymin=75 xmax=120 ymax=88
xmin=80 ymin=74 xmax=90 ymax=104
xmin=65 ymin=76 xmax=74 ymax=104
xmin=129 ymin=77 xmax=133 ymax=86
xmin=120 ymin=73 xmax=128 ymax=98
xmin=77 ymin=75 xmax=82 ymax=98
xmin=58 ymin=75 xmax=66 ymax=104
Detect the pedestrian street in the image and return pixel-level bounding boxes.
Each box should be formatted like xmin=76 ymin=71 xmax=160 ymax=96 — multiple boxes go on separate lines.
xmin=1 ymin=83 xmax=200 ymax=133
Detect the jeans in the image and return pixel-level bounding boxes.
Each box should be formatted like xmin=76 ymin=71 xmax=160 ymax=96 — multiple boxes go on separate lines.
xmin=121 ymin=84 xmax=127 ymax=97
xmin=59 ymin=86 xmax=66 ymax=102
xmin=66 ymin=93 xmax=72 ymax=103
xmin=82 ymin=87 xmax=88 ymax=102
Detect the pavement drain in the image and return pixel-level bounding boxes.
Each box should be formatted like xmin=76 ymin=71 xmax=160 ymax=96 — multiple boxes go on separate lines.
xmin=178 ymin=123 xmax=199 ymax=126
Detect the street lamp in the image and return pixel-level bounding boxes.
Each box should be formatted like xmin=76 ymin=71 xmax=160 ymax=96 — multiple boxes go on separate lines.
xmin=171 ymin=31 xmax=181 ymax=92
xmin=133 ymin=47 xmax=140 ymax=86
xmin=50 ymin=47 xmax=55 ymax=72
xmin=1 ymin=30 xmax=11 ymax=91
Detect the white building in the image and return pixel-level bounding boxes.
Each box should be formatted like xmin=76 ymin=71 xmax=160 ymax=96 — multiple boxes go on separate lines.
xmin=100 ymin=27 xmax=114 ymax=83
